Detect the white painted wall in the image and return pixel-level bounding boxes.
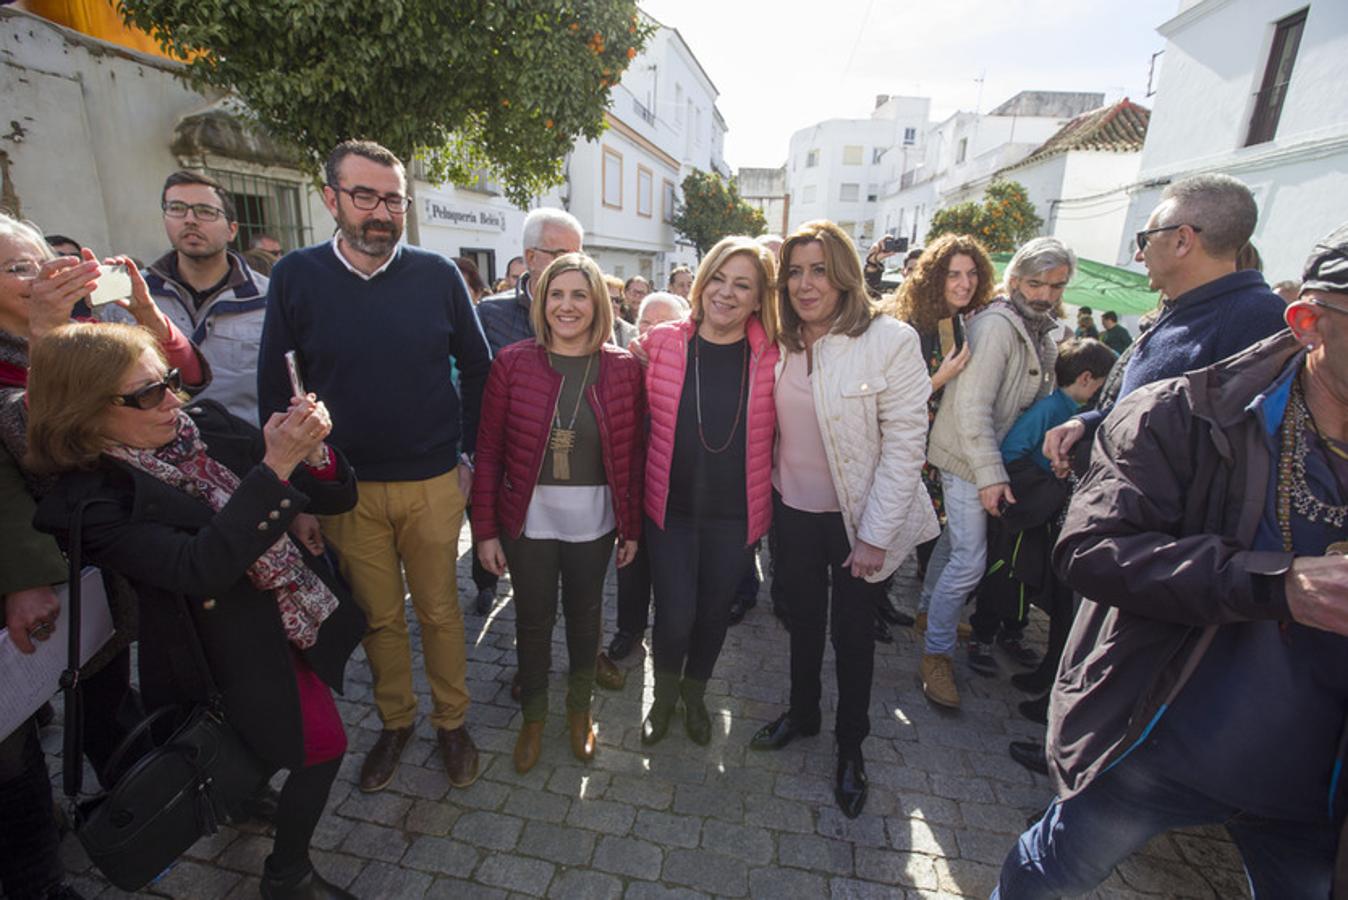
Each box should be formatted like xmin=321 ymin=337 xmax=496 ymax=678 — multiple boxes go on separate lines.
xmin=1121 ymin=0 xmax=1348 ymax=277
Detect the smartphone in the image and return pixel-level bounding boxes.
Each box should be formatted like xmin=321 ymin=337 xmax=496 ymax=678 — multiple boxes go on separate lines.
xmin=87 ymin=264 xmax=133 ymax=307
xmin=284 ymin=350 xmax=306 ymax=399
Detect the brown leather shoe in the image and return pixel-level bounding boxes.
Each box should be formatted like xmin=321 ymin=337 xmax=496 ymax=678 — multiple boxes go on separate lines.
xmin=568 ymin=709 xmax=596 ymax=762
xmin=437 ymin=725 xmax=481 ymax=788
xmin=513 ymin=721 xmax=543 ymax=774
xmin=594 ymin=653 xmax=626 ymax=691
xmin=359 ymin=726 xmax=413 ymax=793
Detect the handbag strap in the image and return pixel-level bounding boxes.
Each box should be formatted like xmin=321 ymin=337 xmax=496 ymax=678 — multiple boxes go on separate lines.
xmin=60 ymin=495 xmax=227 ymax=801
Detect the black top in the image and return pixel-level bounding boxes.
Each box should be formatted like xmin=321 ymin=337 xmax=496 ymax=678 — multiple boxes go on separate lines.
xmin=668 ymin=334 xmax=748 ymax=520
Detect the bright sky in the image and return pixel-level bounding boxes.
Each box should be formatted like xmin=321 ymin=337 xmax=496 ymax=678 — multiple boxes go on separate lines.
xmin=639 ymin=0 xmax=1183 ymax=170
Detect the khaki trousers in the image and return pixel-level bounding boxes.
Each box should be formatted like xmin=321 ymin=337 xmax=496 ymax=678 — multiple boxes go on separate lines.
xmin=320 ymin=468 xmax=468 ymax=731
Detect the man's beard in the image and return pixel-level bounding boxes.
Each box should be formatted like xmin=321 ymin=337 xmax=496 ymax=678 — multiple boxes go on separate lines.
xmin=338 ymin=213 xmax=401 ymax=256
xmin=1010 ymin=288 xmax=1055 ymax=318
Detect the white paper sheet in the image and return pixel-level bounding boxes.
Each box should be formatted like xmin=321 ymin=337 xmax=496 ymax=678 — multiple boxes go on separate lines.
xmin=0 ymin=567 xmax=114 ymax=740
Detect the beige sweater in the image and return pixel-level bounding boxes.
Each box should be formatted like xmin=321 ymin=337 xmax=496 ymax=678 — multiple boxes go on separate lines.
xmin=927 ymin=303 xmax=1057 ymax=489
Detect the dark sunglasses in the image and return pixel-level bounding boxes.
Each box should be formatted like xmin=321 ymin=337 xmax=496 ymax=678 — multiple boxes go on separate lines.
xmin=112 ymin=369 xmax=182 ymax=410
xmin=1135 ymin=223 xmax=1202 ymax=251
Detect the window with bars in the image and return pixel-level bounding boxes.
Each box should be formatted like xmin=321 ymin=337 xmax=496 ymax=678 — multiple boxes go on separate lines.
xmin=202 ymin=168 xmax=313 ymax=252
xmin=1245 ymin=9 xmax=1307 ymax=147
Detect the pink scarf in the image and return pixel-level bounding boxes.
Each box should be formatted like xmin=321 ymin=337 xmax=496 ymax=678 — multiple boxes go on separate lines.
xmin=106 ymin=412 xmax=337 ymax=649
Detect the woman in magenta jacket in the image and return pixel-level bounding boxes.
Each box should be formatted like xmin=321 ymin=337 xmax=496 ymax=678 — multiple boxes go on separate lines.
xmin=640 ymin=236 xmax=781 ymax=746
xmin=471 ymin=253 xmax=645 ymax=774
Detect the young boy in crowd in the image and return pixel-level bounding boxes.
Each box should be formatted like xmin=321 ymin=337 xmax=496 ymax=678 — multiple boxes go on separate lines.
xmin=967 ymin=338 xmax=1118 ymax=684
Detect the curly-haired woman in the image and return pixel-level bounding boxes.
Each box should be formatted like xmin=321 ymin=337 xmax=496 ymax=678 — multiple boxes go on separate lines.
xmin=887 ymin=235 xmax=995 ymax=626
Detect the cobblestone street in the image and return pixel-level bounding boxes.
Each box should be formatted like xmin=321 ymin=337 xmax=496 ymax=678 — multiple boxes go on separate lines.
xmin=50 ymin=531 xmax=1251 ymax=899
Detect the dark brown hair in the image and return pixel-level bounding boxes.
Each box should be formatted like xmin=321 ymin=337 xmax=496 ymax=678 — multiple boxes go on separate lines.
xmin=161 ymin=170 xmax=236 ymax=222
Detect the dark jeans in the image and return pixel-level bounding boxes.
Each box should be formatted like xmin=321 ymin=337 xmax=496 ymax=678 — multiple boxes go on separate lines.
xmin=0 ymin=719 xmax=62 ymax=900
xmin=615 ymin=539 xmax=652 ymax=637
xmin=646 ymin=514 xmax=751 ymax=682
xmin=270 ymin=756 xmax=342 ymax=874
xmin=774 ymin=493 xmax=883 ymax=751
xmin=502 ymin=530 xmax=615 ymax=721
xmin=969 ymin=597 xmax=1029 ymax=644
xmin=995 ymin=742 xmax=1336 ymax=899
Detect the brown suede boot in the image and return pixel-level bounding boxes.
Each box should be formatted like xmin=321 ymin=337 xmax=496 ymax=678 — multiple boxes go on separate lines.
xmin=568 ymin=709 xmax=596 ymax=762
xmin=513 ymin=721 xmax=544 ymax=774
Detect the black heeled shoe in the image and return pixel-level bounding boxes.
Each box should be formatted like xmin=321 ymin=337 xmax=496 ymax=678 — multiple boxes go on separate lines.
xmin=835 ymin=751 xmax=868 ymax=819
xmin=749 ymin=712 xmax=819 ymax=751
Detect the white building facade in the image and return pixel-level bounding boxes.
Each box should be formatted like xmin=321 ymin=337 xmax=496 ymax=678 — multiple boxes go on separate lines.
xmin=1116 ymin=0 xmax=1348 ymax=280
xmin=876 ymin=92 xmax=1103 ymax=251
xmin=784 ymin=95 xmax=931 ymax=246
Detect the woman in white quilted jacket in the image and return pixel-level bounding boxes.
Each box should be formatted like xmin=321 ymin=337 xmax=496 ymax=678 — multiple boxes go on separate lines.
xmin=748 ymin=220 xmax=937 ymax=820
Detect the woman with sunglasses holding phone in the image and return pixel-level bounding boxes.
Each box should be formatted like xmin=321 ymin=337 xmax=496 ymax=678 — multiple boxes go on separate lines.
xmin=26 ymin=322 xmax=368 ymax=900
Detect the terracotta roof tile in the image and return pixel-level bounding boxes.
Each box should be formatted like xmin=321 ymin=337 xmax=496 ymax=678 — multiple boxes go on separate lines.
xmin=1006 ymin=99 xmax=1150 ymax=170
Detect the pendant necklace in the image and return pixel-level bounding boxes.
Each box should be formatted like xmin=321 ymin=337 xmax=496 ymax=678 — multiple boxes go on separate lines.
xmin=694 ymin=334 xmax=747 ymax=453
xmin=548 ymin=352 xmax=594 ymax=480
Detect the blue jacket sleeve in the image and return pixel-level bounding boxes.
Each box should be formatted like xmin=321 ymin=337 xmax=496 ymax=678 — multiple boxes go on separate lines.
xmin=1001 ymin=396 xmax=1054 ymax=467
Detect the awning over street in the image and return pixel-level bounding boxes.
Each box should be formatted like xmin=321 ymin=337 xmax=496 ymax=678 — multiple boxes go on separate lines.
xmin=991 ymin=253 xmax=1161 ymax=316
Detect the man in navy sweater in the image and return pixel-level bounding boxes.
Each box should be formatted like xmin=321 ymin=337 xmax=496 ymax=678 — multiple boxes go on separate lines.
xmin=1044 ymin=173 xmax=1288 ymax=473
xmin=258 ymin=140 xmax=492 ymax=794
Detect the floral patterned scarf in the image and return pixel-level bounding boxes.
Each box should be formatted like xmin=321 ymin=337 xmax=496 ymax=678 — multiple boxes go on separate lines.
xmin=106 ymin=411 xmax=337 ymax=648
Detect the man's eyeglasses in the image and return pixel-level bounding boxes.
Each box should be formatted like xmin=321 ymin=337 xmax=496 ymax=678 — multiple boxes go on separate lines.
xmin=1136 ymin=223 xmax=1202 ymax=251
xmin=1 ymin=260 xmax=41 ymax=278
xmin=162 ymin=201 xmax=228 ymax=222
xmin=531 ymin=247 xmax=573 ymax=260
xmin=1306 ymin=296 xmax=1348 ymax=317
xmin=329 ymin=186 xmax=411 ymax=214
xmin=112 ymin=369 xmax=182 ymax=410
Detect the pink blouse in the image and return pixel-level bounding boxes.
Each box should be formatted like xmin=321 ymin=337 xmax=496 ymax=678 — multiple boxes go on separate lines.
xmin=772 ymin=350 xmax=840 ymax=513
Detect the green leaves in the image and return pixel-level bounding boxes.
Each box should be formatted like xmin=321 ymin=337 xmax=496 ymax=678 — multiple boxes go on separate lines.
xmin=671 ymin=169 xmax=766 ymax=258
xmin=119 ymin=0 xmax=654 ymax=205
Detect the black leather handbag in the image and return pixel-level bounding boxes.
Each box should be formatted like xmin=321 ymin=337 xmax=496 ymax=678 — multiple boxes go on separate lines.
xmin=60 ymin=499 xmax=269 ymax=892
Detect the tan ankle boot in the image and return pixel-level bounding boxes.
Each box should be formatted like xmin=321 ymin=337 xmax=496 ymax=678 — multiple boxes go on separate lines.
xmin=514 ymin=721 xmax=544 ymax=773
xmin=568 ymin=709 xmax=596 ymax=762
xmin=920 ymin=653 xmax=961 ymax=709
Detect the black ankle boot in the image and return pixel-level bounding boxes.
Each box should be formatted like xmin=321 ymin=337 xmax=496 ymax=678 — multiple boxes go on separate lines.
xmin=641 ymin=673 xmax=679 ymax=746
xmin=680 ymin=679 xmax=711 ymax=746
xmin=260 ymin=858 xmax=354 ymax=900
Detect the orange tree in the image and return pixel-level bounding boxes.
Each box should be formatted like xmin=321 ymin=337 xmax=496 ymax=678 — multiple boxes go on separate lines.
xmin=927 ymin=180 xmax=1042 ymax=252
xmin=120 ymin=1 xmax=654 ymax=205
xmin=671 ymin=169 xmax=766 ymax=257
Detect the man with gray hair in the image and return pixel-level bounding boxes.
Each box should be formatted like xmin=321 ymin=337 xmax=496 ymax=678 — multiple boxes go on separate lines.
xmin=918 ymin=237 xmax=1075 ymax=709
xmin=1043 ymin=173 xmax=1288 ymax=475
xmin=476 ymin=207 xmax=585 ymax=355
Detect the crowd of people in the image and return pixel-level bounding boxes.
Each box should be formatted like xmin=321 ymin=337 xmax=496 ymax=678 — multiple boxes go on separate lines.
xmin=3 ymin=134 xmax=1347 ymax=900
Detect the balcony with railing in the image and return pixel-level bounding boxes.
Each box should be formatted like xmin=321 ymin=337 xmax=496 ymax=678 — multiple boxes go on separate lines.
xmin=633 ymin=96 xmax=656 ymax=126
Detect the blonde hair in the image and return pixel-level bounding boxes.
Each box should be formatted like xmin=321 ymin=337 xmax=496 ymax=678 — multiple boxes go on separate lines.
xmin=603 ymin=274 xmax=624 ymax=296
xmin=26 ymin=323 xmax=164 ymax=473
xmin=688 ymin=236 xmax=779 ymax=343
xmin=530 ymin=253 xmax=614 ymax=355
xmin=778 ymin=220 xmax=877 ymax=351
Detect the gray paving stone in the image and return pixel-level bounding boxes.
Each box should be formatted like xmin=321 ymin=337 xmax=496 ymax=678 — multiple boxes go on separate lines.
xmin=309 ymin=849 xmax=366 ymax=889
xmin=700 ymin=820 xmax=774 ymax=865
xmin=516 ymin=821 xmax=597 ymax=867
xmin=854 ymin=847 xmax=940 ymax=891
xmin=661 ymin=847 xmax=749 ymax=897
xmin=424 ymin=876 xmax=508 ymax=899
xmin=955 ymin=828 xmax=1016 ymax=867
xmin=452 ymin=810 xmax=525 ymax=851
xmin=407 ymin=798 xmax=462 ymax=835
xmin=548 ymin=868 xmax=624 ymax=900
xmin=567 ymin=797 xmax=637 ymax=835
xmin=474 ymin=853 xmax=556 ymax=897
xmin=336 ymin=789 xmax=414 ymax=826
xmin=778 ymin=832 xmax=854 ymax=876
xmin=958 ymin=800 xmax=1033 ymax=836
xmin=934 ymin=854 xmax=1003 ymax=896
xmin=339 ymin=821 xmax=410 ymax=864
xmin=403 ymin=834 xmax=480 ymax=877
xmin=348 ymin=860 xmax=434 ymax=898
xmin=672 ymin=783 xmax=744 ymax=822
xmin=633 ymin=809 xmax=703 ymax=849
xmin=605 ymin=773 xmax=674 ymax=809
xmin=744 ymin=792 xmax=815 ymax=834
xmin=546 ymin=765 xmax=612 ymax=799
xmin=816 ymin=805 xmax=891 ymax=847
xmin=622 ymin=883 xmax=711 ymax=900
xmin=592 ymin=834 xmax=664 ymax=880
xmin=749 ymin=865 xmax=828 ymax=898
xmin=830 ymin=876 xmax=907 ymax=899
xmin=504 ymin=785 xmax=574 ymax=823
xmin=151 ymin=859 xmax=242 ymax=900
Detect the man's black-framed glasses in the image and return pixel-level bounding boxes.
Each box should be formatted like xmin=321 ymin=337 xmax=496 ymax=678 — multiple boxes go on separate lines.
xmin=1305 ymin=295 xmax=1348 ymax=317
xmin=329 ymin=186 xmax=411 ymax=214
xmin=112 ymin=369 xmax=182 ymax=410
xmin=1136 ymin=223 xmax=1203 ymax=251
xmin=162 ymin=200 xmax=228 ymax=222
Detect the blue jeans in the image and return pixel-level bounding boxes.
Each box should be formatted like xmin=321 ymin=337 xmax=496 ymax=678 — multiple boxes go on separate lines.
xmin=922 ymin=472 xmax=986 ymax=655
xmin=993 ymin=745 xmax=1336 ymax=899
